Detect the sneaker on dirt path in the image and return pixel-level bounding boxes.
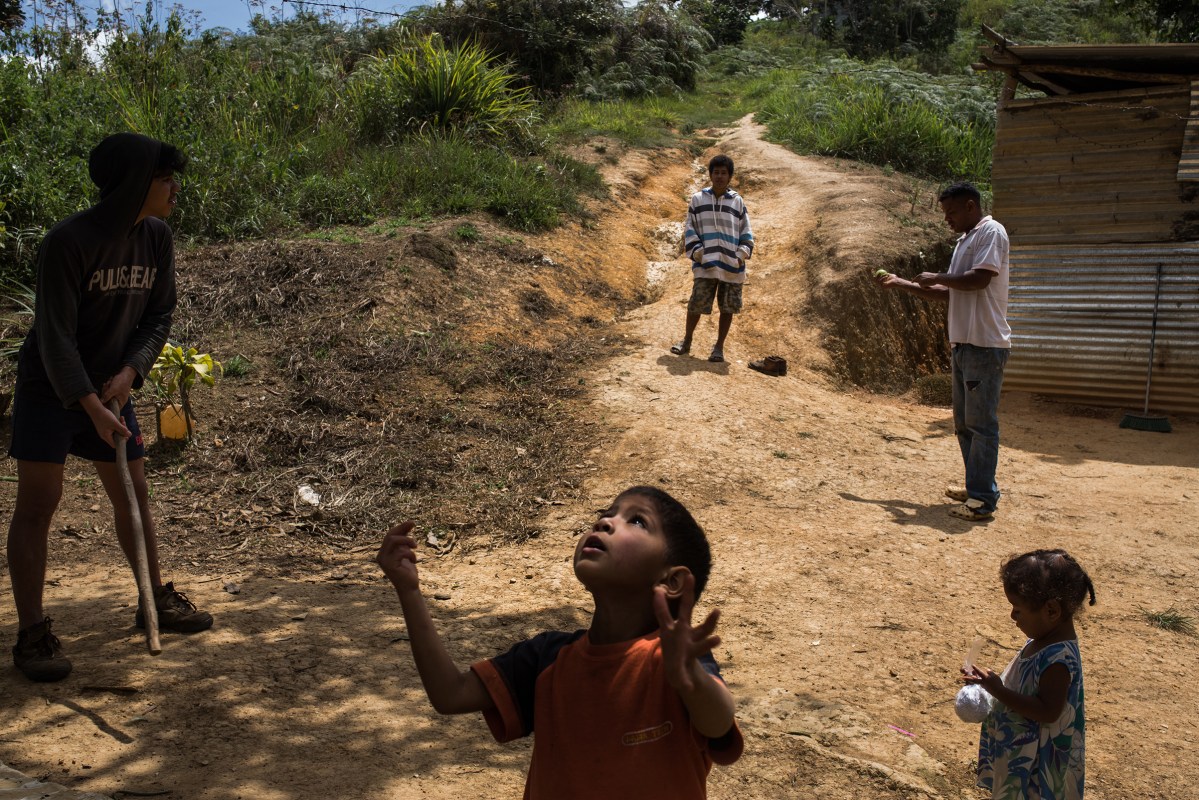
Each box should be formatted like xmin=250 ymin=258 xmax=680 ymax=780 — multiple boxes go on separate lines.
xmin=136 ymin=582 xmax=214 ymax=633
xmin=13 ymin=617 xmax=72 ymax=682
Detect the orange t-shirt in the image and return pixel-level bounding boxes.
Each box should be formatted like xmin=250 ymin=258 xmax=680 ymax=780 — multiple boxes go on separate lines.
xmin=472 ymin=630 xmax=743 ymax=800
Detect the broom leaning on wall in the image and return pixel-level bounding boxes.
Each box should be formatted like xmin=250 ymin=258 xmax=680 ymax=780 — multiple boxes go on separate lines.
xmin=1120 ymin=261 xmax=1172 ymax=433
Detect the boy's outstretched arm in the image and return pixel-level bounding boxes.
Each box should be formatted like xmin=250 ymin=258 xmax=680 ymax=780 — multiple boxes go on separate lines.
xmin=654 ymin=574 xmax=736 ymax=739
xmin=377 ymin=522 xmax=494 ymax=715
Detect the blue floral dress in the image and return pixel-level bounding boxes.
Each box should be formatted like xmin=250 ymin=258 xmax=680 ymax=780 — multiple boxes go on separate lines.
xmin=977 ymin=639 xmax=1085 ymax=799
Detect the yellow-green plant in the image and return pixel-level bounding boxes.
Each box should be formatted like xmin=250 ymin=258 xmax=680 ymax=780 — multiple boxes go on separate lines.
xmin=146 ymin=343 xmax=221 ymax=441
xmin=347 ymin=34 xmax=535 ymax=142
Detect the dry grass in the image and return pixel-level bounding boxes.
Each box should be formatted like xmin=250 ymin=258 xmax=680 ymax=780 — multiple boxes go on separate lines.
xmin=152 ymin=221 xmax=636 ymax=577
xmin=914 ymin=373 xmax=953 ymax=406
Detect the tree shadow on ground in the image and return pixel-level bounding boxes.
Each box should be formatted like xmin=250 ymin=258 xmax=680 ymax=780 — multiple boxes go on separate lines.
xmin=0 ymin=574 xmax=588 ymax=799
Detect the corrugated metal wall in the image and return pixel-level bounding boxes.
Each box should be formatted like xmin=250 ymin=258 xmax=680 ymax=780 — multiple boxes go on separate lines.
xmin=1006 ymin=244 xmax=1199 ymax=414
xmin=993 ymin=85 xmax=1193 ymax=245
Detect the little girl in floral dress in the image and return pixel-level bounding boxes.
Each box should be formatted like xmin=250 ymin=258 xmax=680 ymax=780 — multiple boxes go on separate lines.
xmin=963 ymin=549 xmax=1096 ymax=799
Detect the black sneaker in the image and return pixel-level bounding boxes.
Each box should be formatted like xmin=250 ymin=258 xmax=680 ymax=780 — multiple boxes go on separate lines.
xmin=13 ymin=617 xmax=72 ymax=682
xmin=136 ymin=582 xmax=214 ymax=633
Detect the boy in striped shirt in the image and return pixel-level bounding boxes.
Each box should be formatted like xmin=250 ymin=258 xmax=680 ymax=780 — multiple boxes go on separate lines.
xmin=672 ymin=154 xmax=754 ymax=363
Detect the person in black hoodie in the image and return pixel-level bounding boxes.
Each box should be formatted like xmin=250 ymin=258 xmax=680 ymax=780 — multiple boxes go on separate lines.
xmin=8 ymin=133 xmax=213 ymax=682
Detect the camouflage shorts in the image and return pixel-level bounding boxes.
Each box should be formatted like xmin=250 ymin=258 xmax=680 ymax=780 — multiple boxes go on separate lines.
xmin=688 ymin=277 xmax=743 ymax=315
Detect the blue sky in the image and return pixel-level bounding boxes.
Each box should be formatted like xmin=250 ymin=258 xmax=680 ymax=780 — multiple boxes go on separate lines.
xmin=20 ymin=1 xmax=430 ymax=35
xmin=191 ymin=1 xmax=429 ymax=32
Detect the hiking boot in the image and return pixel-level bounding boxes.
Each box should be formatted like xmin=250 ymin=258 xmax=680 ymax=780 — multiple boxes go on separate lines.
xmin=749 ymin=355 xmax=787 ymax=377
xmin=13 ymin=617 xmax=72 ymax=682
xmin=136 ymin=582 xmax=214 ymax=633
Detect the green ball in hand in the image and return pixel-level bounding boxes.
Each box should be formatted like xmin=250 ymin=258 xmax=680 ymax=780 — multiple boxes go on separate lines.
xmin=874 ymin=269 xmax=891 ymax=278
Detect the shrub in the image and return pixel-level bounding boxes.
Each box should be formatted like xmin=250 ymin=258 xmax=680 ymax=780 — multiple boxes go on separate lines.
xmin=420 ymin=0 xmax=624 ymax=93
xmin=422 ymin=0 xmax=707 ymax=97
xmin=347 ymin=34 xmax=536 ymax=142
xmin=576 ymin=1 xmax=709 ymax=98
xmin=914 ymin=372 xmax=953 ymax=406
xmin=680 ymin=0 xmax=760 ymax=48
xmin=799 ymin=0 xmax=963 ymax=60
xmin=754 ymin=59 xmax=995 ymax=187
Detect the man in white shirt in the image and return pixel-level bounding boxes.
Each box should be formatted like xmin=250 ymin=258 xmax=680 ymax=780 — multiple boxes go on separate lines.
xmin=875 ymin=182 xmax=1011 ymax=521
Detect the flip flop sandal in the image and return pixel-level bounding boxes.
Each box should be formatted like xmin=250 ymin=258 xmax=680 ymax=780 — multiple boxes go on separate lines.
xmin=670 ymin=341 xmax=691 ymax=355
xmin=708 ymin=348 xmax=724 ymax=363
xmin=948 ymin=499 xmax=993 ymax=521
xmin=944 ymin=486 xmax=969 ymax=503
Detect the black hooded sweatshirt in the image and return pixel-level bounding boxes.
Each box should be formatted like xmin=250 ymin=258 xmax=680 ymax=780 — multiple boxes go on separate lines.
xmin=17 ymin=133 xmax=176 ymax=409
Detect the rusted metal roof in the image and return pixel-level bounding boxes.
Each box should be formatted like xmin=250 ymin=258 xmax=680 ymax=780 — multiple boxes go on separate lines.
xmin=1005 ymin=243 xmax=1199 ymax=415
xmin=974 ymin=26 xmax=1199 ymax=96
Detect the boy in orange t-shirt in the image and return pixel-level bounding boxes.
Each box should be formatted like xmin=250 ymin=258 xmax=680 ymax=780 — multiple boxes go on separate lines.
xmin=376 ymin=485 xmax=742 ymax=798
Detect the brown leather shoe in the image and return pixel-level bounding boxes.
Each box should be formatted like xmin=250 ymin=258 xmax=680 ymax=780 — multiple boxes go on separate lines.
xmin=749 ymin=355 xmax=787 ymax=376
xmin=136 ymin=582 xmax=214 ymax=633
xmin=13 ymin=617 xmax=72 ymax=682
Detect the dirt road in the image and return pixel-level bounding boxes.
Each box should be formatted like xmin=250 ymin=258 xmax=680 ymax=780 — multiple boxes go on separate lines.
xmin=2 ymin=117 xmax=1197 ymax=799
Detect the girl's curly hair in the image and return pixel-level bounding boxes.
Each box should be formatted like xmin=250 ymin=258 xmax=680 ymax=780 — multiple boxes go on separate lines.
xmin=1001 ymin=549 xmax=1096 ymax=616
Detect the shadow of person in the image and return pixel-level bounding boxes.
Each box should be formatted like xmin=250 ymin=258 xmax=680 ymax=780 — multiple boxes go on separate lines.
xmin=837 ymin=491 xmax=984 ymax=535
xmin=657 ymin=354 xmax=731 ymax=377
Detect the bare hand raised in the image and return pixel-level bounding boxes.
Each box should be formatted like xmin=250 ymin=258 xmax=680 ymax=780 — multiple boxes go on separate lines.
xmin=376 ymin=521 xmax=421 ymax=592
xmin=653 ymin=572 xmax=722 ymax=694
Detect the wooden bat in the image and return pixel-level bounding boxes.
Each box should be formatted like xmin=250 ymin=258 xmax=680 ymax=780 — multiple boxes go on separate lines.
xmin=109 ymin=399 xmax=161 ymax=655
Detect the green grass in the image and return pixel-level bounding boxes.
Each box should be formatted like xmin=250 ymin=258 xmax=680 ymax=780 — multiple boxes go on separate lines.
xmin=752 ymin=60 xmax=995 ymax=188
xmin=346 ymin=34 xmax=536 ymax=143
xmin=0 ymin=18 xmax=596 ymax=285
xmin=222 ymin=355 xmax=253 ymax=378
xmin=0 ymin=15 xmax=1001 ymax=288
xmin=1140 ymin=607 xmax=1197 ymax=636
xmin=545 ymin=83 xmax=747 ymax=150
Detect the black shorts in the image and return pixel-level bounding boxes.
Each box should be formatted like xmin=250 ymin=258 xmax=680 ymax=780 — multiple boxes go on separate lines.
xmin=8 ymin=391 xmax=145 ymax=464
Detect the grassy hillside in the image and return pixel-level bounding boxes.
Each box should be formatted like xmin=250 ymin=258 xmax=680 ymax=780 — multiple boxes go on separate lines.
xmin=0 ymin=0 xmax=1172 ymax=289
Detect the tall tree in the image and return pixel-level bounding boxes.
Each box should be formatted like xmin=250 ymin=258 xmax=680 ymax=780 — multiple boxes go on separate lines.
xmin=678 ymin=0 xmax=762 ymax=47
xmin=1 ymin=0 xmax=24 ymax=32
xmin=803 ymin=0 xmax=963 ymax=59
xmin=1154 ymin=0 xmax=1199 ymax=41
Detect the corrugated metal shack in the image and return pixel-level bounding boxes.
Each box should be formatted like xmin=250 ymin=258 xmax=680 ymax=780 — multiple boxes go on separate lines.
xmin=975 ymin=29 xmax=1199 ymax=415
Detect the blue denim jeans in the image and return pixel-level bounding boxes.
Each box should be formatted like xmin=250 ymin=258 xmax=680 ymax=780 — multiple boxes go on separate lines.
xmin=951 ymin=344 xmax=1009 ymax=513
